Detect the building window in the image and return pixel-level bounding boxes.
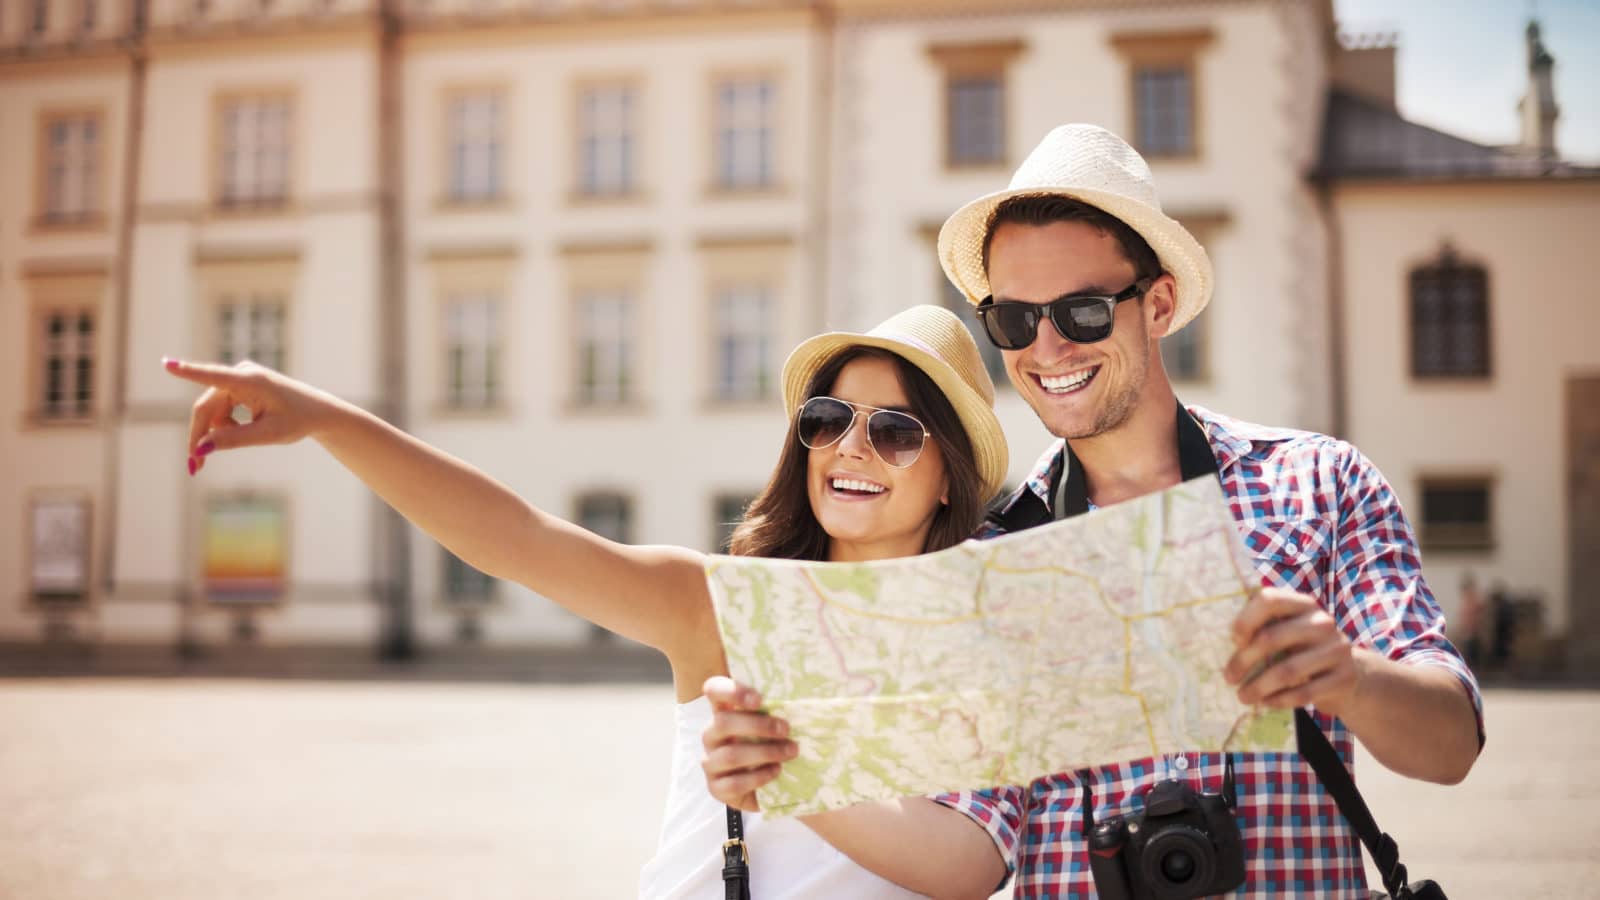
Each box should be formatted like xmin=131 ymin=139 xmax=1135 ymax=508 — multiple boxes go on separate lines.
xmin=443 ymin=294 xmax=499 ymax=409
xmin=38 ymin=309 xmax=96 ymax=420
xmin=1418 ymin=477 xmax=1493 ymax=550
xmin=1411 ymin=247 xmax=1490 ymax=378
xmin=203 ymin=495 xmax=287 ymax=604
xmin=713 ymin=285 xmax=773 ymax=402
xmin=1111 ymin=29 xmax=1212 ymax=160
xmin=713 ymin=77 xmax=774 ymax=190
xmin=577 ymin=492 xmax=633 ymax=544
xmin=31 ymin=0 xmax=48 ymax=33
xmin=576 ymin=290 xmax=633 ymax=405
xmin=712 ymin=493 xmax=755 ymax=553
xmin=218 ymin=95 xmax=291 ymax=209
xmin=578 ymin=84 xmax=636 ymax=197
xmin=446 ymin=90 xmax=503 ymax=204
xmin=929 ymin=41 xmax=1024 ymax=171
xmin=40 ymin=113 xmax=101 ymax=224
xmin=31 ymin=497 xmax=91 ymax=603
xmin=215 ymin=293 xmax=286 ymax=371
xmin=1161 ymin=311 xmax=1206 ymax=381
xmin=82 ymin=0 xmax=97 ymax=31
xmin=940 ymin=275 xmax=1005 ymax=385
xmin=1134 ymin=66 xmax=1195 ymax=157
xmin=442 ymin=549 xmax=495 ymax=601
xmin=948 ymin=75 xmax=1004 ymax=167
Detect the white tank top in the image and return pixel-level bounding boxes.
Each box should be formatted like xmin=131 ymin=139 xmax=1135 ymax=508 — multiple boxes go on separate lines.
xmin=637 ymin=696 xmax=929 ymax=899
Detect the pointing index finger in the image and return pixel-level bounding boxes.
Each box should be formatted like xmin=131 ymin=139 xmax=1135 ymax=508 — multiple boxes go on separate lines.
xmin=163 ymin=357 xmax=244 ymax=389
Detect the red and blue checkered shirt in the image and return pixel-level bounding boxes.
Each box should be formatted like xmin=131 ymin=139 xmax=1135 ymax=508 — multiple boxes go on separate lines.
xmin=935 ymin=405 xmax=1485 ymax=899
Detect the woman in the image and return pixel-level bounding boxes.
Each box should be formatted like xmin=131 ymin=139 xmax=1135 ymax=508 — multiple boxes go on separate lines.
xmin=164 ymin=305 xmax=1009 ymax=898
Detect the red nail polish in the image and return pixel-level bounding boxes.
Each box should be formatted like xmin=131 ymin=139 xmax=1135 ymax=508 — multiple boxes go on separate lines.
xmin=163 ymin=357 xmax=179 ymax=370
xmin=196 ymin=440 xmax=215 ymax=457
xmin=187 ymin=457 xmax=197 ymax=476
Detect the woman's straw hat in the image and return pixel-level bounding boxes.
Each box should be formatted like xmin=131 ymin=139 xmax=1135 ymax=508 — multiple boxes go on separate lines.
xmin=781 ymin=305 xmax=1009 ymax=501
xmin=937 ymin=123 xmax=1214 ymax=335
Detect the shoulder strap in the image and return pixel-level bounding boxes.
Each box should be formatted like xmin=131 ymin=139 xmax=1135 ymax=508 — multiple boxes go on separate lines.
xmin=1295 ymin=710 xmax=1421 ymax=899
xmin=722 ymin=806 xmax=750 ymax=900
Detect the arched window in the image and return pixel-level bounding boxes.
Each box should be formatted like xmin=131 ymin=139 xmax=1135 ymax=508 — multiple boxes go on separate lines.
xmin=1410 ymin=245 xmax=1490 ymax=378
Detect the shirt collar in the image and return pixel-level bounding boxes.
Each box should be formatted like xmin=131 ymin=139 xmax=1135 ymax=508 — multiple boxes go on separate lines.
xmin=993 ymin=404 xmax=1270 ymax=518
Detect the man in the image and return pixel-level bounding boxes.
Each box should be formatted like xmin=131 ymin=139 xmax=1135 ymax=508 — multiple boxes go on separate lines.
xmin=702 ymin=124 xmax=1483 ymax=898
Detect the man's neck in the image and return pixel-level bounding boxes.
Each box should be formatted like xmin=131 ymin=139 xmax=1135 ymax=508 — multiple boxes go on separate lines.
xmin=1067 ymin=388 xmax=1184 ymax=509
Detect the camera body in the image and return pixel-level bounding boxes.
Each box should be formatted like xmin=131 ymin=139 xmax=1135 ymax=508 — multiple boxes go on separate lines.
xmin=1087 ymin=778 xmax=1246 ymax=900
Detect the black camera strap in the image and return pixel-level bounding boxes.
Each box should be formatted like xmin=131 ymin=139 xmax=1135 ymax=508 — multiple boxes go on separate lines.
xmin=1053 ymin=403 xmax=1435 ymax=900
xmin=722 ymin=806 xmax=751 ymax=900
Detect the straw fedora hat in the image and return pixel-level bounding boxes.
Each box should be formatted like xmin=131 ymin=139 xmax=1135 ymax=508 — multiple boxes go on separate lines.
xmin=781 ymin=305 xmax=1010 ymax=501
xmin=937 ymin=123 xmax=1214 ymax=335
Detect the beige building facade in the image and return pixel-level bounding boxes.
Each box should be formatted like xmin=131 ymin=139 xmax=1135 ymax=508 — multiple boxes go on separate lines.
xmin=4 ymin=0 xmax=1596 ymax=671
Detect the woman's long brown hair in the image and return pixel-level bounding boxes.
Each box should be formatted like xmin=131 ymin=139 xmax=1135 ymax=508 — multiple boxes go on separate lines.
xmin=727 ymin=347 xmax=986 ymax=561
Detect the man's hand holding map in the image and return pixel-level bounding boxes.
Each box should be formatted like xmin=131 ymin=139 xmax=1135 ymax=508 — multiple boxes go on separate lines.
xmin=706 ymin=475 xmax=1294 ymax=818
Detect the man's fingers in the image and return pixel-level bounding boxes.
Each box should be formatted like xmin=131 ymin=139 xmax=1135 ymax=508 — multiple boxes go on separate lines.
xmin=1232 ymin=587 xmax=1314 ymax=647
xmin=1226 ymin=611 xmax=1337 ymax=685
xmin=1237 ymin=640 xmax=1348 ymax=705
xmin=1256 ymin=663 xmax=1356 ymax=711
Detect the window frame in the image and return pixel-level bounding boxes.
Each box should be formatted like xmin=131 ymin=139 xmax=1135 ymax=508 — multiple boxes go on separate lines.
xmin=25 ymin=270 xmax=107 ymax=428
xmin=561 ymin=242 xmax=653 ymax=415
xmin=573 ymin=77 xmax=642 ymax=201
xmin=1416 ymin=474 xmax=1496 ymax=552
xmin=440 ymin=84 xmax=509 ymax=208
xmin=33 ymin=107 xmax=109 ymax=231
xmin=927 ymin=40 xmax=1025 ymax=172
xmin=1109 ymin=28 xmax=1214 ymax=162
xmin=212 ymin=88 xmax=296 ymax=213
xmin=708 ymin=70 xmax=781 ymax=193
xmin=710 ymin=282 xmax=775 ymax=404
xmin=1408 ymin=245 xmax=1492 ymax=381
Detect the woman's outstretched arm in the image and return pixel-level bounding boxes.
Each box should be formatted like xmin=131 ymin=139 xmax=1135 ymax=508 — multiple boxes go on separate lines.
xmin=165 ymin=358 xmax=719 ymax=677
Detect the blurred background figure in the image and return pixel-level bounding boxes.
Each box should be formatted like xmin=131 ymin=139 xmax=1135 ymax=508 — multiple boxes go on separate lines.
xmin=2 ymin=0 xmax=1596 ymax=680
xmin=1458 ymin=572 xmax=1485 ymax=669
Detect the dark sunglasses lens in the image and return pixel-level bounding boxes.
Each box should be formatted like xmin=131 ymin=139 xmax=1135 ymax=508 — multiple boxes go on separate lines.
xmin=983 ymin=305 xmax=1041 ymax=350
xmin=797 ymin=397 xmax=853 ymax=449
xmin=1055 ymin=298 xmax=1114 ymax=342
xmin=867 ymin=412 xmax=926 ymax=467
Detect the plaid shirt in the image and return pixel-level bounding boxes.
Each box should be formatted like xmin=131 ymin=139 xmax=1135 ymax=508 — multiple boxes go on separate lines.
xmin=935 ymin=405 xmax=1484 ymax=899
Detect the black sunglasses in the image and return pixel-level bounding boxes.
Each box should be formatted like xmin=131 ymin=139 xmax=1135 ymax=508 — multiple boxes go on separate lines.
xmin=795 ymin=396 xmax=931 ymax=468
xmin=974 ymin=278 xmax=1153 ymax=350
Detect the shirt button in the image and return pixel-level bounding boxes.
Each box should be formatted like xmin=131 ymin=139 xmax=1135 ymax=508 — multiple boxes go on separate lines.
xmin=1173 ymin=756 xmax=1189 ymax=771
xmin=1288 ymin=542 xmax=1300 ymax=555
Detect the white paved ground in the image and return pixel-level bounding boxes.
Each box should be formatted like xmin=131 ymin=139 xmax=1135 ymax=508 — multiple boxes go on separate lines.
xmin=0 ymin=681 xmax=1594 ymax=899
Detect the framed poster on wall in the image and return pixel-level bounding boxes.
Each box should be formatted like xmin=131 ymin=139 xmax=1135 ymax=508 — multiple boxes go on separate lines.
xmin=203 ymin=495 xmax=286 ymax=604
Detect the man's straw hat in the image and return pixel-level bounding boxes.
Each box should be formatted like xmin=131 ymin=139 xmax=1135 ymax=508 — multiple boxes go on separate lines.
xmin=937 ymin=123 xmax=1214 ymax=334
xmin=781 ymin=305 xmax=1009 ymax=501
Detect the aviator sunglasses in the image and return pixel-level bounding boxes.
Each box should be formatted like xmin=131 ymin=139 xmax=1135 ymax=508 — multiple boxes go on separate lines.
xmin=974 ymin=277 xmax=1153 ymax=350
xmin=796 ymin=396 xmax=931 ymax=468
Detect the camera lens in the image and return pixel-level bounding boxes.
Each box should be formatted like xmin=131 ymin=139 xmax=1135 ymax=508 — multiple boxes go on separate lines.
xmin=1140 ymin=827 xmax=1217 ymax=899
xmin=1161 ymin=849 xmax=1196 ymax=882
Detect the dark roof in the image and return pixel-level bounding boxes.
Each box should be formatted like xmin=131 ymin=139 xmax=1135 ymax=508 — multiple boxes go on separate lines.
xmin=1316 ymin=88 xmax=1600 ymax=181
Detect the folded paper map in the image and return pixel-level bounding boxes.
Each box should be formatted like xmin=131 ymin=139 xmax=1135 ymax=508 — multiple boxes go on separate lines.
xmin=706 ymin=475 xmax=1294 ymax=818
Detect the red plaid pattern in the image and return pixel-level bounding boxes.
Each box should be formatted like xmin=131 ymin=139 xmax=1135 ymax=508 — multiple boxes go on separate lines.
xmin=937 ymin=406 xmax=1484 ymax=899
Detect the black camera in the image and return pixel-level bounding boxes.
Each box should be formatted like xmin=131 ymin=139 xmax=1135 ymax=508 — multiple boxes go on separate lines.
xmin=1086 ymin=777 xmax=1246 ymax=900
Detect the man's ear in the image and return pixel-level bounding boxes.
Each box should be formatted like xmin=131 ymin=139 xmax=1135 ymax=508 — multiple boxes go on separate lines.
xmin=1146 ymin=273 xmax=1179 ymax=338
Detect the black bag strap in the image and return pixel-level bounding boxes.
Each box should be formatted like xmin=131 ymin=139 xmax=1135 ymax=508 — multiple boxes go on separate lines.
xmin=1295 ymin=709 xmax=1426 ymax=899
xmin=722 ymin=806 xmax=750 ymax=900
